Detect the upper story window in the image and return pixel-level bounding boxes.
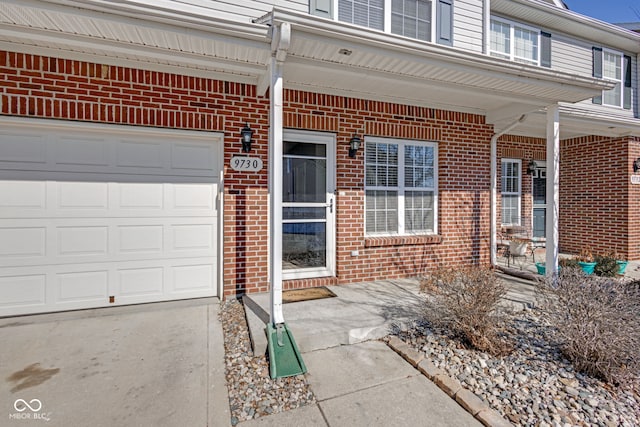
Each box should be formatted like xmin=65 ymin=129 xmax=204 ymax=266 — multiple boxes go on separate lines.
xmin=490 ymin=18 xmax=539 ymax=65
xmin=592 ymin=47 xmax=632 ymax=109
xmin=310 ymin=0 xmax=453 ymax=45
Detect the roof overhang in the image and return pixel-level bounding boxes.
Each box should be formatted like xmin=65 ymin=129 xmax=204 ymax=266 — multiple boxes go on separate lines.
xmin=0 ymin=1 xmax=620 ymax=136
xmin=262 ymin=8 xmax=612 ymax=124
xmin=492 ymin=0 xmax=640 ymax=53
xmin=0 ymin=0 xmax=271 ymax=84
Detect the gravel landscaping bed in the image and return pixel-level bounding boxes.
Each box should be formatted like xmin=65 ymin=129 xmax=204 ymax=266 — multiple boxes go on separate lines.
xmin=219 ymin=299 xmax=316 ymax=425
xmin=397 ymin=309 xmax=640 ymax=427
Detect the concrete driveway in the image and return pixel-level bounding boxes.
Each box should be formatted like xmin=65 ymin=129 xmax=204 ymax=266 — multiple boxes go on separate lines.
xmin=0 ymin=298 xmax=229 ymax=427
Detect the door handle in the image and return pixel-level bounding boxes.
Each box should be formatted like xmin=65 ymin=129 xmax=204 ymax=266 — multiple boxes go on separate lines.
xmin=328 ymin=198 xmax=333 ymax=213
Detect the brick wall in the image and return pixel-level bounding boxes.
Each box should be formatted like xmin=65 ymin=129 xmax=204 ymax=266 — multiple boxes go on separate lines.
xmin=0 ymin=50 xmax=498 ymax=298
xmin=561 ymin=135 xmax=640 ymax=260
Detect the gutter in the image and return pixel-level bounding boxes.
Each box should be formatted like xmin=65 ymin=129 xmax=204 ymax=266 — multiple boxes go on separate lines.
xmin=490 ymin=114 xmax=528 ymax=267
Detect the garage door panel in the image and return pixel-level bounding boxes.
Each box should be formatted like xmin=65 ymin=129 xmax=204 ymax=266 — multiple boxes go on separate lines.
xmin=0 ymin=227 xmax=46 ymax=257
xmin=0 ymin=119 xmax=222 ymax=316
xmin=0 ymin=274 xmax=47 ymax=310
xmin=0 ymin=131 xmax=48 ymax=165
xmin=57 ymin=270 xmax=109 ymax=304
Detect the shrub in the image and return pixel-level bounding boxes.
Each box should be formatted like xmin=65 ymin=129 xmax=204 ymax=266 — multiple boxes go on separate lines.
xmin=537 ymin=269 xmax=640 ymax=385
xmin=559 ymin=258 xmax=580 ymax=269
xmin=420 ymin=266 xmax=512 ymax=356
xmin=593 ymin=253 xmax=618 ymax=277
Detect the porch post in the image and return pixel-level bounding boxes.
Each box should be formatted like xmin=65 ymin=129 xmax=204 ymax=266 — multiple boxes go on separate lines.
xmin=545 ymin=104 xmax=560 ymax=277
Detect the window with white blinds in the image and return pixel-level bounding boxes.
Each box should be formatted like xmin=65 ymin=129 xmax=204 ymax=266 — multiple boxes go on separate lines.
xmin=490 ymin=17 xmax=540 ymax=65
xmin=339 ymin=0 xmax=385 ymax=30
xmin=602 ymin=50 xmax=622 ymax=107
xmin=501 ymin=159 xmax=521 ymax=226
xmin=365 ymin=138 xmax=437 ymax=235
xmin=329 ymin=0 xmax=451 ymax=44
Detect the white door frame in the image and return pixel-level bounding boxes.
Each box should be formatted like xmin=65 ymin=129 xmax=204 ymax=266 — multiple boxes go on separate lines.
xmin=281 ymin=129 xmax=336 ymax=280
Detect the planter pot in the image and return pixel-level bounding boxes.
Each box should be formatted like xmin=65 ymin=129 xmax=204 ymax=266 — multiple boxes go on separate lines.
xmin=509 ymin=241 xmax=528 ymax=257
xmin=616 ymin=260 xmax=629 ymax=275
xmin=577 ymin=261 xmax=597 ymax=275
xmin=535 ymin=262 xmax=561 ymax=276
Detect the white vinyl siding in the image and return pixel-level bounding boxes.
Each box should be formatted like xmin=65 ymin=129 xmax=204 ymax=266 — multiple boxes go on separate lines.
xmin=490 ymin=17 xmax=539 ymax=65
xmin=501 ymin=159 xmax=521 ymax=226
xmin=365 ymin=138 xmax=437 ymax=235
xmin=551 ymin=34 xmax=593 ymax=77
xmin=452 ymin=0 xmax=483 ymax=52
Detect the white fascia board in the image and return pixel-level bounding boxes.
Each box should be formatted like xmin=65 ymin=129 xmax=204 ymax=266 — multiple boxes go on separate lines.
xmin=12 ymin=0 xmax=269 ymax=41
xmin=265 ymin=8 xmax=612 ymax=98
xmin=558 ymin=104 xmax=640 ymax=131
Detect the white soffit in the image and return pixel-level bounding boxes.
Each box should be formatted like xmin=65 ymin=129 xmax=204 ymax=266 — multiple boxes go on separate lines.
xmin=0 ymin=0 xmax=271 ymax=82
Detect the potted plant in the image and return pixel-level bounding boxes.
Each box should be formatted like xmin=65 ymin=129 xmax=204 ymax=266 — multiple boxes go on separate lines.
xmin=576 ymin=248 xmax=596 ymax=275
xmin=613 ymin=251 xmax=629 ymax=275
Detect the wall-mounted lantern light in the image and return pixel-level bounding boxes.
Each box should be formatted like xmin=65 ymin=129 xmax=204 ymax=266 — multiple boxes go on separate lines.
xmin=349 ymin=134 xmax=361 ymax=158
xmin=241 ymin=123 xmax=254 ymax=153
xmin=634 ymin=157 xmax=640 ymax=173
xmin=527 ymin=159 xmax=537 ymax=175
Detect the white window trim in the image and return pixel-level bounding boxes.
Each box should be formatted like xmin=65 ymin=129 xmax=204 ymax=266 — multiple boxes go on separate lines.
xmin=489 ymin=17 xmax=540 ymax=66
xmin=364 ymin=136 xmax=438 ymax=236
xmin=333 ymin=0 xmax=437 ymax=42
xmin=601 ymin=48 xmax=624 ymax=108
xmin=501 ymin=158 xmax=521 ymax=227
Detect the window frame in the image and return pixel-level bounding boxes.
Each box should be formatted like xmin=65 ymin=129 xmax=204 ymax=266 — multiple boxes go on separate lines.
xmin=501 ymin=158 xmax=521 ymax=227
xmin=489 ymin=17 xmax=541 ymax=66
xmin=601 ymin=48 xmax=623 ymax=108
xmin=325 ymin=0 xmax=445 ymax=43
xmin=364 ymin=136 xmax=438 ymax=236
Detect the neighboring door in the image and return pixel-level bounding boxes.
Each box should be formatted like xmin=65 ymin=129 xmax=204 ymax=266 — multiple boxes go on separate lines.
xmin=532 ymin=164 xmax=546 ymax=238
xmin=0 ymin=118 xmax=222 ymax=316
xmin=282 ymin=130 xmax=335 ymax=280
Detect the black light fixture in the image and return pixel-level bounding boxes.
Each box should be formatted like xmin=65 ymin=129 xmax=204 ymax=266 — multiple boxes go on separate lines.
xmin=348 ymin=134 xmax=361 ymax=158
xmin=240 ymin=122 xmax=254 ymax=153
xmin=527 ymin=159 xmax=537 ymax=175
xmin=634 ymin=157 xmax=640 ymax=173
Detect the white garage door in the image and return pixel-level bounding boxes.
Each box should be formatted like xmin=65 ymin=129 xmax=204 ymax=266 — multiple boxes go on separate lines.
xmin=0 ymin=118 xmax=223 ymax=317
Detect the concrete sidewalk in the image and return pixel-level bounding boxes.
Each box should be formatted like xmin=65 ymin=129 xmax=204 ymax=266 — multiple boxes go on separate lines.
xmin=238 ymin=341 xmax=482 ymax=427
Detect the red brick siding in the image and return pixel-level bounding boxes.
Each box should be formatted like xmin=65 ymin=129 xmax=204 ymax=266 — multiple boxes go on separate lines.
xmin=561 ymin=135 xmax=638 ymax=260
xmin=1 ymin=50 xmax=498 ymax=297
xmin=631 ymin=138 xmax=640 ymax=260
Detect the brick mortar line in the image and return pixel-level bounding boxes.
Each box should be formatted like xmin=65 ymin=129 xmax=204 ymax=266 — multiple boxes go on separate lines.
xmin=385 ymin=336 xmax=513 ymax=427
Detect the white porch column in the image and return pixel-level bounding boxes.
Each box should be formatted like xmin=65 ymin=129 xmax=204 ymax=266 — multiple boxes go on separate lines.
xmin=545 ymin=104 xmax=560 ymax=277
xmin=269 ymin=23 xmax=290 ymax=325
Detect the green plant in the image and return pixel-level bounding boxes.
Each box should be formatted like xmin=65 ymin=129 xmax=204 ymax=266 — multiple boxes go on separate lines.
xmin=537 ymin=269 xmax=640 ymax=385
xmin=420 ymin=266 xmax=512 ymax=356
xmin=594 ymin=253 xmax=618 ymax=277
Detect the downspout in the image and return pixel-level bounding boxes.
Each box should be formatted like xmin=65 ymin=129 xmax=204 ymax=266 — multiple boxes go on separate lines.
xmin=269 ymin=22 xmax=290 ymax=326
xmin=490 ymin=114 xmax=527 ymax=267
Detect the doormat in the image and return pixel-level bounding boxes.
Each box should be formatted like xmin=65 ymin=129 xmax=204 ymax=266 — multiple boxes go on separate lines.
xmin=282 ymin=286 xmax=337 ymax=304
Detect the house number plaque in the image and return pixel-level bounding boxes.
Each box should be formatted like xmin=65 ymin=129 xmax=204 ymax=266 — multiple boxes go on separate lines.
xmin=631 ymin=175 xmax=640 ymax=185
xmin=231 ymin=156 xmax=263 ymax=172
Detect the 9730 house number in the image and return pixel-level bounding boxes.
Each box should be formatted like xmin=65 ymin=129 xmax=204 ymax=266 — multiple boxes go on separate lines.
xmin=230 ymin=156 xmax=263 ymax=172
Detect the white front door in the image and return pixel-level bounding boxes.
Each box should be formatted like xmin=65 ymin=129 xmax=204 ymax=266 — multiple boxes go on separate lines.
xmin=282 ymin=130 xmax=335 ymax=280
xmin=0 ymin=118 xmax=223 ymax=317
